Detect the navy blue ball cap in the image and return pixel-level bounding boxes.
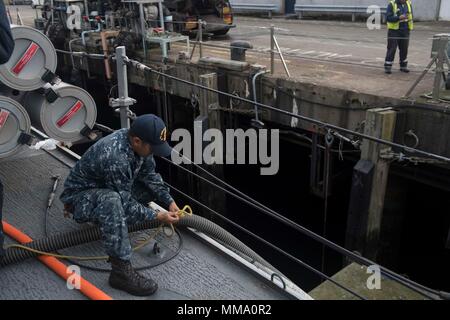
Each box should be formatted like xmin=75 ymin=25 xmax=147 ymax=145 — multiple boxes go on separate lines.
xmin=129 ymin=114 xmax=172 ymax=157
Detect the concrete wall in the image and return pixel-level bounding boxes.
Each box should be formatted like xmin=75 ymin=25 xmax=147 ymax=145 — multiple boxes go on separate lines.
xmin=305 ymin=1 xmax=441 ymax=21
xmin=230 ymin=0 xmax=284 ymax=13
xmin=440 ymin=0 xmax=450 ymax=20
xmin=230 ymin=0 xmax=446 ymax=21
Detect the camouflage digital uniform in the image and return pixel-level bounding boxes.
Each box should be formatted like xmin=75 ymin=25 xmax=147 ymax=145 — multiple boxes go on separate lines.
xmin=60 ymin=129 xmax=173 ymax=260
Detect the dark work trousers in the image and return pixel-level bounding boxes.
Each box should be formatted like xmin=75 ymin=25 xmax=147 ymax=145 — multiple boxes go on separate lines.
xmin=0 ymin=179 xmax=4 ymax=259
xmin=385 ymin=29 xmax=410 ymax=70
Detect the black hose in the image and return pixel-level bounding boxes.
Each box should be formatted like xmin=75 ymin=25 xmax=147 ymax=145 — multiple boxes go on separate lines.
xmin=1 ymin=220 xmax=157 ymax=266
xmin=1 ymin=215 xmax=280 ymax=276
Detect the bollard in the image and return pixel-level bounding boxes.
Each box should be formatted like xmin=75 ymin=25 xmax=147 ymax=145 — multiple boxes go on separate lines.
xmin=230 ymin=41 xmax=253 ymax=62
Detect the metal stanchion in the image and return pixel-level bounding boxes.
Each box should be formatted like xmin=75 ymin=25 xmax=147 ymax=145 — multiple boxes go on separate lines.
xmin=270 ymin=25 xmax=275 ymax=74
xmin=199 ymin=19 xmax=204 ymax=58
xmin=110 ymin=46 xmax=136 ymax=129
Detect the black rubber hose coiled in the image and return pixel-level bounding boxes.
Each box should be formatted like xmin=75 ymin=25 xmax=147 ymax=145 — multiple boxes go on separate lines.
xmin=0 ymin=220 xmax=158 ymax=267
xmin=1 ymin=215 xmax=279 ymax=275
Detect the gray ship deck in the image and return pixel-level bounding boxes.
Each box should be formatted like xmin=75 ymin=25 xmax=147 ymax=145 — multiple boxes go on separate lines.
xmin=0 ymin=142 xmax=307 ymax=300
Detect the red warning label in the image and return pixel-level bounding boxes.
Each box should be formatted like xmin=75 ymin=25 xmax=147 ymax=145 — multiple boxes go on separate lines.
xmin=11 ymin=42 xmax=39 ymax=75
xmin=56 ymin=100 xmax=84 ymax=128
xmin=0 ymin=109 xmax=11 ymax=130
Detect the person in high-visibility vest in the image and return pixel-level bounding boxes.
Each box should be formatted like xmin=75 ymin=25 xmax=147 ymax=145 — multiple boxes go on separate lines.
xmin=384 ymin=0 xmax=414 ymax=74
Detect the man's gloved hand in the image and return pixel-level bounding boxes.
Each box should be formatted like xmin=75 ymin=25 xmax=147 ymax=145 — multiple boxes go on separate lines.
xmin=156 ymin=211 xmax=179 ymax=224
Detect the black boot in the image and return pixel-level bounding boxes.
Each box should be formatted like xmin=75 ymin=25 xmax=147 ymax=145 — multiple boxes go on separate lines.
xmin=385 ymin=67 xmax=392 ymax=74
xmin=400 ymin=62 xmax=410 ymax=73
xmin=109 ymin=257 xmax=158 ymax=296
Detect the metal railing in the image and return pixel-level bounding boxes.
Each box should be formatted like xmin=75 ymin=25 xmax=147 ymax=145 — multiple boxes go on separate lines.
xmin=231 ymin=3 xmax=278 ymax=18
xmin=295 ymin=4 xmax=387 ymax=22
xmin=189 ymin=22 xmax=290 ymax=77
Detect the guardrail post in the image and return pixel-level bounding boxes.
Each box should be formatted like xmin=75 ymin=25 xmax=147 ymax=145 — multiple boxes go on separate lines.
xmin=199 ymin=19 xmax=203 ymax=58
xmin=110 ymin=46 xmax=136 ymax=129
xmin=270 ymin=25 xmax=275 ymax=74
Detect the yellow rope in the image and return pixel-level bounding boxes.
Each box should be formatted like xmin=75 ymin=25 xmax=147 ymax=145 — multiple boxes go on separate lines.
xmin=164 ymin=205 xmax=192 ymax=237
xmin=177 ymin=205 xmax=193 ymax=218
xmin=6 ymin=205 xmax=193 ymax=261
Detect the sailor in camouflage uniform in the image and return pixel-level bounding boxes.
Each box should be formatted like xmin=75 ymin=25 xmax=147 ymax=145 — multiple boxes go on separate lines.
xmin=60 ymin=114 xmax=179 ymax=296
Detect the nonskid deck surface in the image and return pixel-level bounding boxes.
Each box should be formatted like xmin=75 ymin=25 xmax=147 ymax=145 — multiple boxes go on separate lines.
xmin=0 ymin=148 xmax=290 ymax=300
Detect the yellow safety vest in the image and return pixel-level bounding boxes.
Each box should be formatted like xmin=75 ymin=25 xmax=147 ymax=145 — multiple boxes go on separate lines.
xmin=387 ymin=0 xmax=414 ymax=31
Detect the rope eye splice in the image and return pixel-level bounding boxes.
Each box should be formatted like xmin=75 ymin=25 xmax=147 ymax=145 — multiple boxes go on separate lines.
xmin=177 ymin=205 xmax=193 ymax=218
xmin=159 ymin=205 xmax=193 ymax=238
